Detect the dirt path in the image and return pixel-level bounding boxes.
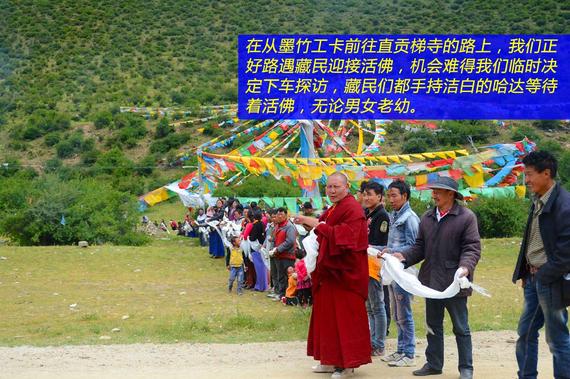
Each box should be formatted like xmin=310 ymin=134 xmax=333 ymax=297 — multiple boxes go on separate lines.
xmin=0 ymin=331 xmax=554 ymax=379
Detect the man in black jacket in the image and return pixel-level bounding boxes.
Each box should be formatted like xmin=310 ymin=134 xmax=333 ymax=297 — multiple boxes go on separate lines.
xmin=512 ymin=151 xmax=570 ymax=379
xmin=391 ymin=177 xmax=480 ymax=379
xmin=362 ymin=181 xmax=390 ymax=357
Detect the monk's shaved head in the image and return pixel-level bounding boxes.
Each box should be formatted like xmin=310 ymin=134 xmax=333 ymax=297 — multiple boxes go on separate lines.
xmin=328 ymin=171 xmax=349 ymax=185
xmin=326 ymin=172 xmax=350 ymax=203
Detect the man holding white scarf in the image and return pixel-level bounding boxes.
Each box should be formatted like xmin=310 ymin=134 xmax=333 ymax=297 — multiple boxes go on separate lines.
xmin=390 ymin=177 xmax=480 ymax=379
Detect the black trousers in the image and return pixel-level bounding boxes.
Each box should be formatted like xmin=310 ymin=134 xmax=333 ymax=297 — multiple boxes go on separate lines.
xmin=269 ymin=257 xmax=278 ymax=289
xmin=275 ymin=258 xmax=294 ymax=297
xmin=425 ymin=297 xmax=473 ymax=372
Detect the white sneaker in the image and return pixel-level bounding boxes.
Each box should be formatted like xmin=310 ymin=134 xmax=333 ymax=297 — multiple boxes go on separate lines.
xmin=380 ymin=352 xmax=403 ymax=362
xmin=331 ymin=368 xmax=354 ymax=378
xmin=312 ymin=364 xmax=334 ymax=373
xmin=388 ymin=355 xmax=416 ymax=367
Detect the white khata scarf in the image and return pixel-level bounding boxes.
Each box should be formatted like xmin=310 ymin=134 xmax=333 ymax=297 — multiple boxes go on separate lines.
xmin=367 ymin=247 xmax=490 ymax=299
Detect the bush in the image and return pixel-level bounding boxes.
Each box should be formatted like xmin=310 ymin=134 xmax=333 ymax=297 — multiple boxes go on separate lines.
xmin=94 ymin=111 xmax=113 ymax=129
xmin=0 ymin=176 xmax=148 ymax=246
xmin=155 ymin=118 xmax=174 ymax=139
xmin=511 ymin=125 xmax=541 ymax=142
xmin=93 ymin=148 xmax=134 ymax=177
xmin=44 ymin=157 xmax=63 ymax=173
xmin=22 ymin=126 xmax=42 ymax=140
xmin=44 ymin=132 xmax=61 ymax=147
xmin=536 ymin=139 xmax=563 ymax=160
xmin=213 ymin=175 xmax=300 ymax=197
xmin=112 ymin=112 xmax=144 ymax=130
xmin=80 ymin=149 xmax=100 ymax=166
xmin=27 ymin=110 xmax=71 ymax=135
xmin=469 ymin=197 xmax=529 ymax=238
xmin=135 ymin=155 xmax=156 ymax=176
xmin=55 ymin=140 xmax=76 ymax=158
xmin=402 ymin=137 xmax=430 ymax=154
xmin=533 ymin=120 xmax=560 ymax=131
xmin=435 ymin=121 xmax=497 ymax=147
xmin=149 ymin=132 xmax=191 ymax=153
xmin=55 ymin=133 xmax=93 ymax=158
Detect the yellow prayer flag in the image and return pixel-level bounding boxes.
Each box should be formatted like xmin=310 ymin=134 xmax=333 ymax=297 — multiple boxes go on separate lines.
xmin=463 ymin=171 xmax=485 ymax=188
xmin=144 ymin=187 xmax=170 ymax=206
xmin=416 ymin=175 xmax=428 ymax=187
xmin=435 ymin=152 xmax=448 ymax=159
xmin=515 ymin=185 xmax=526 ymax=199
xmin=355 ymin=157 xmax=367 ymax=164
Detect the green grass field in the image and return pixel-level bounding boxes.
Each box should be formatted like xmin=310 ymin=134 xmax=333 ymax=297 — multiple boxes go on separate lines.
xmin=0 ymin=236 xmax=529 ymax=347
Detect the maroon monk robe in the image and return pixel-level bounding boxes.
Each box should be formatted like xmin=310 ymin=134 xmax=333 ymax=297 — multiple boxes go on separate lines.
xmin=307 ymin=194 xmax=372 ymax=369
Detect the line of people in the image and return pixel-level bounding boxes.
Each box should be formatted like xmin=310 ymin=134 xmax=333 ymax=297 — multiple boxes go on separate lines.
xmin=190 ymin=196 xmax=318 ymax=307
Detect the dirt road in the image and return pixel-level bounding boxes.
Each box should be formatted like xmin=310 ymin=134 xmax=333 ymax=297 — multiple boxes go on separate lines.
xmin=0 ymin=331 xmax=554 ymax=379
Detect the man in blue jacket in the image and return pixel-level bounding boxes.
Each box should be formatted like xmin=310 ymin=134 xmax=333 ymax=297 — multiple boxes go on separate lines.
xmin=512 ymin=151 xmax=570 ymax=379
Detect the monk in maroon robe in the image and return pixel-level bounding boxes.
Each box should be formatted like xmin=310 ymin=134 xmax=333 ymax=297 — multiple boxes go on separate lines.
xmin=294 ymin=172 xmax=371 ymax=377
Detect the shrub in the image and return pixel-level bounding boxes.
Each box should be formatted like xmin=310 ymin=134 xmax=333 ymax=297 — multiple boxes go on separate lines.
xmin=511 ymin=125 xmax=541 ymax=142
xmin=213 ymin=175 xmax=300 ymax=197
xmin=536 ymin=139 xmax=563 ymax=160
xmin=27 ymin=110 xmax=71 ymax=135
xmin=469 ymin=197 xmax=529 ymax=238
xmin=94 ymin=111 xmax=113 ymax=129
xmin=93 ymin=148 xmax=134 ymax=177
xmin=533 ymin=120 xmax=560 ymax=131
xmin=80 ymin=149 xmax=100 ymax=166
xmin=155 ymin=118 xmax=174 ymax=139
xmin=149 ymin=132 xmax=191 ymax=153
xmin=56 ymin=140 xmax=76 ymax=158
xmin=0 ymin=176 xmax=148 ymax=246
xmin=44 ymin=132 xmax=61 ymax=147
xmin=112 ymin=112 xmax=144 ymax=130
xmin=435 ymin=121 xmax=496 ymax=147
xmin=402 ymin=137 xmax=430 ymax=154
xmin=44 ymin=157 xmax=63 ymax=173
xmin=22 ymin=126 xmax=42 ymax=140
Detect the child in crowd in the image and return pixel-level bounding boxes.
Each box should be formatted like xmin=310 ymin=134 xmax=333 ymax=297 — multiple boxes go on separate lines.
xmin=282 ymin=266 xmax=298 ymax=306
xmin=294 ymin=250 xmax=312 ymax=307
xmin=226 ymin=236 xmax=245 ymax=295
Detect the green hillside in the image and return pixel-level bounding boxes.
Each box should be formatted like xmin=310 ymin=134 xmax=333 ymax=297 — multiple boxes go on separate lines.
xmin=1 ymin=0 xmax=568 ymax=118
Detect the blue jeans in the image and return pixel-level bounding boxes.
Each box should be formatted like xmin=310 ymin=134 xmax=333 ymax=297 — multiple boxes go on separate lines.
xmin=425 ymin=296 xmax=472 ymax=372
xmin=366 ymin=278 xmax=387 ymax=350
xmin=366 ymin=278 xmax=386 ymax=350
xmin=516 ymin=274 xmax=570 ymax=379
xmin=228 ymin=266 xmax=244 ymax=294
xmin=389 ymin=282 xmax=416 ymax=357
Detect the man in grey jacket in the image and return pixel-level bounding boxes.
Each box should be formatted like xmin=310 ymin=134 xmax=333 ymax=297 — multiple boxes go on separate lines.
xmin=391 ymin=177 xmax=481 ymax=379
